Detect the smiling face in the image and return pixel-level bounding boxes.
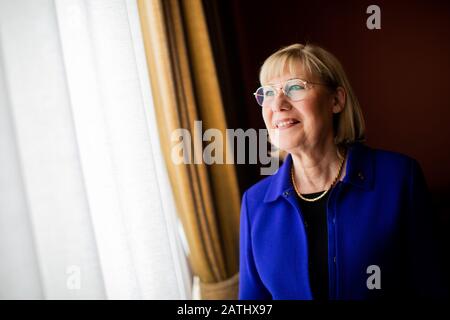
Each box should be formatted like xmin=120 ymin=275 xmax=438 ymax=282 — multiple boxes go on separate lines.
xmin=262 ymin=62 xmax=342 ymax=153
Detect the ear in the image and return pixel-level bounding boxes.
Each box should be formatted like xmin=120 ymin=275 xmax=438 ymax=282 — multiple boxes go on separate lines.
xmin=332 ymin=87 xmax=346 ymax=114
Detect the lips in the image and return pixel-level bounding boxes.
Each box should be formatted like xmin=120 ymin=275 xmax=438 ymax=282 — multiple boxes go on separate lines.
xmin=272 ymin=118 xmax=300 ymax=129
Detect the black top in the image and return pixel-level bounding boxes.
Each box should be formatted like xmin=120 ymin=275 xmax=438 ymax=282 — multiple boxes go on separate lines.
xmin=296 ymin=190 xmax=330 ymax=301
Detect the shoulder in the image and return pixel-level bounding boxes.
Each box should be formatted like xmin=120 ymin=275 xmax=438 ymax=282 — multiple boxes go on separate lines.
xmin=349 ymin=142 xmax=418 ymax=171
xmin=242 ymin=174 xmax=274 ymax=204
xmin=366 ymin=144 xmax=421 ymax=174
xmin=354 ymin=143 xmax=426 ymax=192
xmin=241 ymin=158 xmax=290 ymax=210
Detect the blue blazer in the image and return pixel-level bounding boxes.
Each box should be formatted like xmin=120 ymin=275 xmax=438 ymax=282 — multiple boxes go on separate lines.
xmin=239 ymin=143 xmax=446 ymax=300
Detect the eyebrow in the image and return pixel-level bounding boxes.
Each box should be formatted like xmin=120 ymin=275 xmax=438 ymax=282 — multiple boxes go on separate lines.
xmin=267 ymin=77 xmax=305 ymax=86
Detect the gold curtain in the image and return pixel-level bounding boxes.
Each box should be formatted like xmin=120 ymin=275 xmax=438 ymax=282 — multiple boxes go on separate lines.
xmin=137 ymin=0 xmax=241 ymax=299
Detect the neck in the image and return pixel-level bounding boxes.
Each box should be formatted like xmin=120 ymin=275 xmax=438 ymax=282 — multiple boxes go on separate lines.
xmin=290 ymin=139 xmax=346 ymax=194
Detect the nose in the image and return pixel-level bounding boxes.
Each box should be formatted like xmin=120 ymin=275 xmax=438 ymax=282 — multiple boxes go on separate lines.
xmin=270 ymin=89 xmax=291 ymax=112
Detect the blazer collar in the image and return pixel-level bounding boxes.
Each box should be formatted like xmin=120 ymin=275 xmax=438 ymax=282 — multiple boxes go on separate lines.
xmin=263 ymin=142 xmax=374 ymax=203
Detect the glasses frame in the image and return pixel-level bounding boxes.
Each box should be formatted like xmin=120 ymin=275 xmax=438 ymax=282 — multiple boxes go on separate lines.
xmin=253 ymin=78 xmax=327 ymax=107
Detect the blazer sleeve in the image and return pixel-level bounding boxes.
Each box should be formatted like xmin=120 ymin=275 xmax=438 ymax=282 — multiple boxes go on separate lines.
xmin=406 ymin=158 xmax=449 ymax=298
xmin=239 ymin=191 xmax=272 ymax=300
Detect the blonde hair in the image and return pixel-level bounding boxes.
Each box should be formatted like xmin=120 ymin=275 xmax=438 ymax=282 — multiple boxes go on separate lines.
xmin=260 ymin=43 xmax=365 ymax=150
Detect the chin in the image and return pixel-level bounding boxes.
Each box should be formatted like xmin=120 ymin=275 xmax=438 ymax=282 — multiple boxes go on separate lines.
xmin=273 ymin=141 xmax=300 ymax=154
xmin=269 ymin=133 xmax=297 ymax=151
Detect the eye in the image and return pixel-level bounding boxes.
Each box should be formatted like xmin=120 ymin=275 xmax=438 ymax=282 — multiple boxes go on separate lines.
xmin=287 ymin=84 xmax=305 ymax=92
xmin=264 ymin=88 xmax=275 ymax=97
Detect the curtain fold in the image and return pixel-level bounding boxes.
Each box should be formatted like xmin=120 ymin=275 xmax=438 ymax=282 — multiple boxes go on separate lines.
xmin=137 ymin=0 xmax=241 ymax=299
xmin=0 ymin=0 xmax=190 ymax=299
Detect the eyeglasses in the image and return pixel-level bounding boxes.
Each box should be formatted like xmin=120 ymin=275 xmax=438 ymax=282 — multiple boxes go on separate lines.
xmin=253 ymin=78 xmax=326 ymax=107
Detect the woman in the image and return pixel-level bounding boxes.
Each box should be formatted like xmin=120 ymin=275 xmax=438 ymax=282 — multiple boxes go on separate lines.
xmin=239 ymin=43 xmax=446 ymax=300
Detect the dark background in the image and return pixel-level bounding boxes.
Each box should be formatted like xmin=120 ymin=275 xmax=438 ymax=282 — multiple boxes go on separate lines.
xmin=202 ymin=0 xmax=450 ymax=289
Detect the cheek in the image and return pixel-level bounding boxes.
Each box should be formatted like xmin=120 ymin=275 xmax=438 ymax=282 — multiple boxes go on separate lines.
xmin=261 ymin=109 xmax=279 ymax=145
xmin=262 ymin=108 xmax=272 ymax=129
xmin=301 ymin=98 xmax=332 ymax=127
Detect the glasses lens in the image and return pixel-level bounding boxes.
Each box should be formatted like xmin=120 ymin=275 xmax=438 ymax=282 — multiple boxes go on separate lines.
xmin=254 ymin=87 xmax=265 ymax=106
xmin=254 ymin=86 xmax=276 ymax=106
xmin=284 ymin=80 xmax=306 ymax=101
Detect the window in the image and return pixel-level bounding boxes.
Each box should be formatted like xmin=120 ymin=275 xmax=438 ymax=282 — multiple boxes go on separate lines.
xmin=0 ymin=0 xmax=191 ymax=299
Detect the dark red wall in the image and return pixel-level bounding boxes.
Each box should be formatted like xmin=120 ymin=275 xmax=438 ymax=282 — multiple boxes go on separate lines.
xmin=225 ymin=0 xmax=450 ymax=191
xmin=203 ymin=0 xmax=450 ymax=283
xmin=205 ymin=1 xmax=450 ymax=192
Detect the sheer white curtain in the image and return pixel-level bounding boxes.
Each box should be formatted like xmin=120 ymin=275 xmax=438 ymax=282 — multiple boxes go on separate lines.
xmin=0 ymin=0 xmax=191 ymax=299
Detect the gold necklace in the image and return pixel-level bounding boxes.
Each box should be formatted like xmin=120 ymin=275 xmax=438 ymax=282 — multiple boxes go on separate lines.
xmin=291 ymin=149 xmax=346 ymax=202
